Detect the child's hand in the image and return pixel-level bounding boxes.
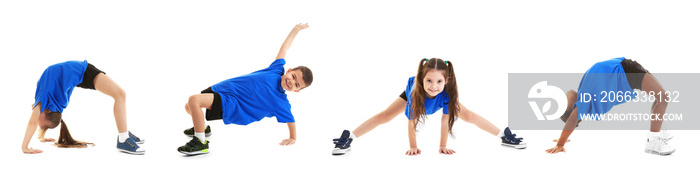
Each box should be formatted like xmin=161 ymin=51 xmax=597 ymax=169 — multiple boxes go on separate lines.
xmin=546 ymin=146 xmax=566 ymax=154
xmin=294 ymin=23 xmax=310 ymax=30
xmin=279 ymin=138 xmax=296 ymax=146
xmin=22 ymin=147 xmax=43 ymax=154
xmin=39 ymin=138 xmax=55 ymax=142
xmin=439 ymin=147 xmax=456 ymax=155
xmin=405 ymin=147 xmax=421 ymax=156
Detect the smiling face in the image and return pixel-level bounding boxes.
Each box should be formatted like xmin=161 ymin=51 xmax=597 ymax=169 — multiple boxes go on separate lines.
xmin=280 ymin=68 xmax=307 ymax=92
xmin=422 ymin=69 xmax=447 ymax=97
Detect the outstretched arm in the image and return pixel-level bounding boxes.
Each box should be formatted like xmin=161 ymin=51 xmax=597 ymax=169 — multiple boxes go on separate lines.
xmin=280 ymin=122 xmax=297 ymax=145
xmin=22 ymin=104 xmax=43 ymax=154
xmin=546 ymin=108 xmax=578 ymax=154
xmin=406 ymin=120 xmax=421 ymax=155
xmin=439 ymin=113 xmax=455 ymax=155
xmin=276 ymin=23 xmax=309 ymax=60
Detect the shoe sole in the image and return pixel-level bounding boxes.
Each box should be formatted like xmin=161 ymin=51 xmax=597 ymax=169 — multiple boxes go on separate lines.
xmin=118 ymin=148 xmax=145 ymax=155
xmin=332 ymin=148 xmax=350 ymax=155
xmin=179 ymin=149 xmax=209 ymax=155
xmin=501 ymin=143 xmax=527 ymax=149
xmin=645 ymin=149 xmax=675 ymax=155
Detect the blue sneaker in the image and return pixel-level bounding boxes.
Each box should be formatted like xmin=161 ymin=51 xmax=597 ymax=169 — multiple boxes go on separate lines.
xmin=332 ymin=130 xmax=353 ymax=155
xmin=117 ymin=137 xmax=145 ymax=155
xmin=129 ymin=131 xmax=144 ymax=144
xmin=501 ymin=127 xmax=526 ymax=149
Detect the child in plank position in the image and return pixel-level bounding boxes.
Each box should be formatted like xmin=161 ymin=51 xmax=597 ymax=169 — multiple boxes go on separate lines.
xmin=178 ymin=23 xmax=313 ymax=155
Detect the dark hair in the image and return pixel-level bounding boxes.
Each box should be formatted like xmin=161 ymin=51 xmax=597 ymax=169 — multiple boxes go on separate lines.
xmin=291 ymin=66 xmax=313 ymax=89
xmin=44 ymin=110 xmax=62 ymax=129
xmin=410 ymin=58 xmax=459 ymax=136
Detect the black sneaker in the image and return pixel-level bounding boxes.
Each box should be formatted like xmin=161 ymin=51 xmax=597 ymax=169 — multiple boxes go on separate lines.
xmin=183 ymin=125 xmax=212 ymax=137
xmin=501 ymin=127 xmax=526 ymax=149
xmin=332 ymin=130 xmax=353 ymax=155
xmin=178 ymin=137 xmax=210 ymax=155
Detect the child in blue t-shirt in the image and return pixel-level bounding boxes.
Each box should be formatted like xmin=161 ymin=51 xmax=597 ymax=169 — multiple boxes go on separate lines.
xmin=332 ymin=58 xmax=526 ymax=156
xmin=546 ymin=57 xmax=674 ymax=155
xmin=21 ymin=60 xmax=145 ymax=155
xmin=178 ymin=23 xmax=313 ymax=155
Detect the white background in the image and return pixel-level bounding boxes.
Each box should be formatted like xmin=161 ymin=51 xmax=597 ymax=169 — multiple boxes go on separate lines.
xmin=2 ymin=0 xmax=699 ymax=187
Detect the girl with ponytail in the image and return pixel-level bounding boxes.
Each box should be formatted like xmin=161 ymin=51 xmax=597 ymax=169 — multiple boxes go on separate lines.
xmin=21 ymin=60 xmax=144 ymax=154
xmin=332 ymin=58 xmax=526 ymax=156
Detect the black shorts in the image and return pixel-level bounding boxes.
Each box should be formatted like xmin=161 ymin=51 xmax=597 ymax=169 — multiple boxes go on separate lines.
xmin=621 ymin=59 xmax=649 ymax=90
xmin=76 ymin=63 xmax=105 ymax=90
xmin=201 ymin=87 xmax=224 ymax=121
xmin=400 ymin=91 xmax=408 ymax=101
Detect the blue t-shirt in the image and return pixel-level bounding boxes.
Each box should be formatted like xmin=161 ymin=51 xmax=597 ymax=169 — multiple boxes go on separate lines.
xmin=404 ymin=76 xmax=450 ymax=119
xmin=211 ymin=59 xmax=295 ymax=125
xmin=575 ymin=57 xmax=637 ymax=120
xmin=34 ymin=60 xmax=88 ymax=113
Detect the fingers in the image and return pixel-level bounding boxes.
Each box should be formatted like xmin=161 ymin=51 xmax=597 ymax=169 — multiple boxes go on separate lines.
xmin=439 ymin=148 xmax=456 ymax=155
xmin=405 ymin=148 xmax=421 ymax=156
xmin=279 ymin=139 xmax=296 ymax=146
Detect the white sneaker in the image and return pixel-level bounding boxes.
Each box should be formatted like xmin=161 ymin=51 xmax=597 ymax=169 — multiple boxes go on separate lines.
xmin=645 ymin=133 xmax=675 ymax=155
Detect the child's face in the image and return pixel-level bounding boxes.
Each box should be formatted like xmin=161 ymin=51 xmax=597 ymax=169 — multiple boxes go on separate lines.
xmin=422 ymin=69 xmax=447 ymax=97
xmin=281 ymin=68 xmax=307 ymax=92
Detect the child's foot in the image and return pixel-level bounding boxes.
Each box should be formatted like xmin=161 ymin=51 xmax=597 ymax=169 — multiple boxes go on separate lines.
xmin=117 ymin=137 xmax=145 ymax=155
xmin=332 ymin=130 xmax=353 ymax=155
xmin=183 ymin=125 xmax=212 ymax=137
xmin=501 ymin=127 xmax=526 ymax=149
xmin=178 ymin=137 xmax=210 ymax=155
xmin=645 ymin=132 xmax=675 ymax=155
xmin=129 ymin=131 xmax=144 ymax=144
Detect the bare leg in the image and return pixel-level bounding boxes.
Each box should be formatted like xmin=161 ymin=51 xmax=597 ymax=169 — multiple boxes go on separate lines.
xmin=457 ymin=103 xmax=499 ymax=136
xmin=352 ymin=98 xmax=406 ymax=138
xmin=640 ymin=73 xmax=667 ymax=132
xmin=94 ymin=73 xmax=128 ymax=133
xmin=187 ymin=94 xmax=214 ymax=132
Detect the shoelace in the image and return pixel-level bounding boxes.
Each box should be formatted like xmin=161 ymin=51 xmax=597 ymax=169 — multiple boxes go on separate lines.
xmin=503 ymin=133 xmax=523 ymax=144
xmin=126 ymin=139 xmax=138 ymax=149
xmin=333 ymin=138 xmax=350 ymax=147
xmin=129 ymin=132 xmax=140 ymax=141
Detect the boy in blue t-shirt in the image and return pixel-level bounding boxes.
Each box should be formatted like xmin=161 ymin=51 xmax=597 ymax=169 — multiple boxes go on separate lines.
xmin=178 ymin=23 xmax=313 ymax=155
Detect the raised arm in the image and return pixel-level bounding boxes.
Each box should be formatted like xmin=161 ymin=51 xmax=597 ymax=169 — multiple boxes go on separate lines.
xmin=22 ymin=103 xmax=43 ymax=154
xmin=276 ymin=23 xmax=309 ymax=60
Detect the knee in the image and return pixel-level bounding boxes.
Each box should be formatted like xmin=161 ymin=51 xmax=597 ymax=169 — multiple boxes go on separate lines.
xmin=114 ymin=88 xmax=126 ymax=101
xmin=187 ymin=95 xmax=200 ymax=107
xmin=184 ymin=103 xmax=191 ymax=112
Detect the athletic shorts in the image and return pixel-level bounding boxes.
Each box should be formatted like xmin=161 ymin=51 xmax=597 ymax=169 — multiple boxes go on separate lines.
xmin=400 ymin=91 xmax=408 ymax=101
xmin=621 ymin=59 xmax=649 ymax=90
xmin=201 ymin=87 xmax=223 ymax=121
xmin=76 ymin=63 xmax=105 ymax=90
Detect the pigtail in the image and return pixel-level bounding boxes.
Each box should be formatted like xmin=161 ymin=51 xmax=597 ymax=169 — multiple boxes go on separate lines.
xmin=55 ymin=119 xmax=94 ymax=148
xmin=445 ymin=60 xmax=459 ymax=137
xmin=410 ymin=58 xmax=429 ymax=130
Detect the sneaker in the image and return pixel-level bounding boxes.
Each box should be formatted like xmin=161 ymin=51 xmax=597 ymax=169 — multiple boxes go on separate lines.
xmin=178 ymin=137 xmax=209 ymax=155
xmin=117 ymin=137 xmax=145 ymax=155
xmin=332 ymin=130 xmax=353 ymax=155
xmin=645 ymin=133 xmax=675 ymax=155
xmin=129 ymin=131 xmax=144 ymax=144
xmin=183 ymin=125 xmax=212 ymax=137
xmin=501 ymin=127 xmax=526 ymax=149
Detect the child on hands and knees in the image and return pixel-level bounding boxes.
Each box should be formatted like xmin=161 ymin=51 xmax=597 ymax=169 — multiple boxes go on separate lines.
xmin=546 ymin=57 xmax=674 ymax=155
xmin=332 ymin=58 xmax=526 ymax=156
xmin=178 ymin=23 xmax=312 ymax=155
xmin=22 ymin=61 xmax=144 ymax=155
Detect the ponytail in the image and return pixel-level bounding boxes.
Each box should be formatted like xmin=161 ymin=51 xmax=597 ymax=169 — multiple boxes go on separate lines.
xmin=55 ymin=119 xmax=94 ymax=148
xmin=410 ymin=58 xmax=460 ymax=137
xmin=444 ymin=60 xmax=459 ymax=137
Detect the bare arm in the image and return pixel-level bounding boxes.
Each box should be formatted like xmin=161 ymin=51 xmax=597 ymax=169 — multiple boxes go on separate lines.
xmin=22 ymin=104 xmax=43 ymax=154
xmin=276 ymin=23 xmax=309 ymax=60
xmin=439 ymin=113 xmax=455 ymax=154
xmin=279 ymin=122 xmax=297 ymax=145
xmin=546 ymin=108 xmax=578 ymax=154
xmin=406 ymin=120 xmax=421 ymax=155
